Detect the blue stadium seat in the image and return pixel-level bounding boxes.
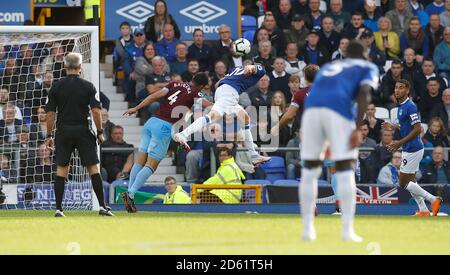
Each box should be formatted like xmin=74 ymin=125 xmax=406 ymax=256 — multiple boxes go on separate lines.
xmin=260 ymin=156 xmax=286 ymax=182
xmin=260 ymin=156 xmax=285 ymax=170
xmin=273 ymin=179 xmax=299 ymax=186
xmin=241 ymin=15 xmax=257 ymax=32
xmin=266 ymin=173 xmax=286 ymax=183
xmin=297 ymin=178 xmax=330 ymax=187
xmin=243 ymin=30 xmax=256 ymax=44
xmin=244 ymin=179 xmax=271 ymax=185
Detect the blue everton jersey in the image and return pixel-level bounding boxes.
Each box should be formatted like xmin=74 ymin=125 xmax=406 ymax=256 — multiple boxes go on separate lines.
xmin=219 ymin=65 xmax=266 ymax=94
xmin=305 ymin=59 xmax=379 ymax=120
xmin=398 ymin=98 xmax=423 ymax=153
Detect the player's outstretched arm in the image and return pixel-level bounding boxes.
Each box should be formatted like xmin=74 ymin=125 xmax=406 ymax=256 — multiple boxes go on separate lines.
xmin=123 ymin=89 xmax=167 ymax=116
xmin=271 ymin=105 xmax=298 ymax=136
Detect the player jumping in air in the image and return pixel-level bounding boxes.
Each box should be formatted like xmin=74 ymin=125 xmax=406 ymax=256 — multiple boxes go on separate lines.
xmin=382 ymin=80 xmax=442 ymax=216
xmin=299 ymin=41 xmax=379 ymax=242
xmin=121 ymin=73 xmax=209 ymax=213
xmin=173 ymin=64 xmax=271 ymax=166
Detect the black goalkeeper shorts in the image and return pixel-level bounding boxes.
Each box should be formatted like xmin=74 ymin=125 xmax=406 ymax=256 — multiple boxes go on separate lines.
xmin=55 ymin=125 xmax=99 ymax=167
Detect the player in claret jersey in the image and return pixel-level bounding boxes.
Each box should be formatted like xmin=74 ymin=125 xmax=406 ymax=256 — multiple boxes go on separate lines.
xmin=121 ymin=73 xmax=209 ymax=213
xmin=270 ymin=64 xmax=320 ymax=134
xmin=173 ymin=64 xmax=271 ymax=166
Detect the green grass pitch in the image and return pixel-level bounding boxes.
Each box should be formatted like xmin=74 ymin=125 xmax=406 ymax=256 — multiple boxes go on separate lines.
xmin=0 ymin=210 xmax=449 ymax=254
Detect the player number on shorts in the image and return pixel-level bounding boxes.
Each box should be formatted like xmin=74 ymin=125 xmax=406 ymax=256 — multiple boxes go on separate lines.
xmin=168 ymin=90 xmax=182 ymax=105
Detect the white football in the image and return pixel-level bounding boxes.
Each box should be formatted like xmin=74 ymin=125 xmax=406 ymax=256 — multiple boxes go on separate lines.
xmin=232 ymin=38 xmax=251 ymax=56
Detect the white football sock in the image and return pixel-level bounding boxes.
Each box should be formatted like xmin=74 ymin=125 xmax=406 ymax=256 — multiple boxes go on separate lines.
xmin=336 ymin=170 xmax=362 ymax=242
xmin=406 ymin=181 xmax=436 ymax=203
xmin=181 ymin=115 xmax=211 ymax=138
xmin=300 ymin=167 xmax=321 ymax=241
xmin=411 ymin=193 xmax=429 ymax=213
xmin=244 ymin=125 xmax=258 ymax=157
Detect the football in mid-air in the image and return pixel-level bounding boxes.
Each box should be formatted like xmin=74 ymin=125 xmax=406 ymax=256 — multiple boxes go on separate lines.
xmin=232 ymin=38 xmax=251 ymax=56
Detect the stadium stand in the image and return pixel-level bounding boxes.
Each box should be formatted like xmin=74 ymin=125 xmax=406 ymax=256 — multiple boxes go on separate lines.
xmin=2 ymin=0 xmax=449 ymax=209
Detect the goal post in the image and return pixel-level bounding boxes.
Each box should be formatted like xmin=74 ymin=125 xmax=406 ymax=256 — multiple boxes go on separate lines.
xmin=0 ymin=26 xmax=101 ymax=210
xmin=191 ymin=184 xmax=263 ymax=204
xmin=0 ymin=26 xmax=100 ymax=90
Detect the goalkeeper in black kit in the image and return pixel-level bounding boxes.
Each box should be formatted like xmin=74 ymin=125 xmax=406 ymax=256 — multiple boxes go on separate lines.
xmin=45 ymin=52 xmax=113 ymax=217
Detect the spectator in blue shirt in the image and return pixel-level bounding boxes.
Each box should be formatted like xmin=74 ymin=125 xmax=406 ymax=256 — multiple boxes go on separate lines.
xmin=187 ymin=29 xmax=214 ymax=73
xmin=304 ymin=0 xmax=325 ymax=29
xmin=124 ymin=28 xmax=146 ymax=69
xmin=156 ymin=23 xmax=179 ymax=63
xmin=170 ymin=42 xmax=188 ymax=75
xmin=433 ymin=27 xmax=450 ymax=79
xmin=425 ymin=0 xmax=446 ymax=16
xmin=408 ymin=0 xmax=430 ymax=26
xmin=408 ymin=0 xmax=425 ymax=16
xmin=377 ymin=151 xmax=402 ymax=185
xmin=113 ymin=21 xmax=133 ymax=72
xmin=300 ymin=28 xmax=329 ymax=66
xmin=123 ymin=28 xmax=145 ymax=106
xmin=362 ymin=0 xmax=382 ymax=32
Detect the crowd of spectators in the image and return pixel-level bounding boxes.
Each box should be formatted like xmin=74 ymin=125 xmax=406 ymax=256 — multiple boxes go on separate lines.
xmin=111 ymin=0 xmax=450 ymax=185
xmin=2 ymin=0 xmax=448 ymax=187
xmin=0 ymin=34 xmax=133 ymax=185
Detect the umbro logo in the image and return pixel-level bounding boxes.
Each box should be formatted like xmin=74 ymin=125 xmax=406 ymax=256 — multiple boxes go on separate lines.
xmin=179 ymin=1 xmax=226 ymax=23
xmin=116 ymin=1 xmax=154 ymax=24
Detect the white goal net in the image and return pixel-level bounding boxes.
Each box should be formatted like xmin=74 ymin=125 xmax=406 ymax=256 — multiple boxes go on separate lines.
xmin=0 ymin=26 xmax=100 ymax=210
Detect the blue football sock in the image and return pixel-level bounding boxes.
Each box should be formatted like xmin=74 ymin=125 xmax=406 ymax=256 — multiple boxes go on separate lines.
xmin=128 ymin=166 xmax=154 ymax=199
xmin=128 ymin=163 xmax=143 ymax=191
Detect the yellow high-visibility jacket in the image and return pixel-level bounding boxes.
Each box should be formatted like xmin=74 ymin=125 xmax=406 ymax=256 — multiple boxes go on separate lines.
xmin=203 ymin=157 xmax=245 ymax=203
xmin=85 ymin=0 xmax=101 ymax=20
xmin=163 ymin=185 xmax=191 ymax=204
xmin=374 ymin=31 xmax=401 ymax=58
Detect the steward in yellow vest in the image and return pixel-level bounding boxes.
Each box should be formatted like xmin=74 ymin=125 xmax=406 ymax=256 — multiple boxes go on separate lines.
xmin=201 ymin=147 xmax=245 ymax=204
xmin=85 ymin=0 xmax=101 ymax=22
xmin=163 ymin=176 xmax=191 ymax=204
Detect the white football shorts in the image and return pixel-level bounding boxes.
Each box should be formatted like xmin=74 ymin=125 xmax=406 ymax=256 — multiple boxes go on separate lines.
xmin=301 ymin=107 xmax=358 ymax=161
xmin=400 ymin=149 xmax=424 ymax=174
xmin=211 ymin=84 xmax=244 ymax=117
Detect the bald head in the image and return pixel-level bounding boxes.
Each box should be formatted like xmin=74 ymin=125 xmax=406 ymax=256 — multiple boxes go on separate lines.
xmin=443 ymin=88 xmax=450 ymax=106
